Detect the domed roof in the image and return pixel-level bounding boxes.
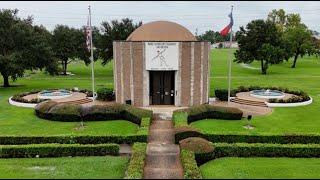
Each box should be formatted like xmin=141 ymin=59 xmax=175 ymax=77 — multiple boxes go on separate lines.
xmin=126 ymin=21 xmax=197 ymax=41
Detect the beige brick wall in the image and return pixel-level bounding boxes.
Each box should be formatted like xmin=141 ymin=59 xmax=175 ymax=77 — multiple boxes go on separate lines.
xmin=203 ymin=42 xmax=209 ymax=104
xmin=180 ymin=42 xmax=192 ymax=106
xmin=132 ymin=42 xmax=144 ymax=106
xmin=115 ymin=42 xmax=122 ymax=104
xmin=122 ymin=43 xmax=131 ymax=102
xmin=193 ymin=42 xmax=202 ymax=105
xmin=113 ymin=41 xmax=210 ymax=107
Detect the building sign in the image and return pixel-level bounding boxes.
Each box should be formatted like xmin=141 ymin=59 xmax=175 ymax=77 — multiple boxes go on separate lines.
xmin=145 ymin=42 xmax=179 ymax=70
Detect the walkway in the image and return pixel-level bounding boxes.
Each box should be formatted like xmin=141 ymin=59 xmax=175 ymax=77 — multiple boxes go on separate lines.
xmin=143 ymin=113 xmax=184 ymax=179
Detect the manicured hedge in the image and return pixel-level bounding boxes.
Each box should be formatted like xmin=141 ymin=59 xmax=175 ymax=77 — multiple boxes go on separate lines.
xmin=214 ymin=89 xmax=236 ymax=101
xmin=97 ymin=88 xmax=115 ymax=101
xmin=35 ymin=101 xmax=153 ymax=125
xmin=175 ymin=131 xmax=320 ymax=144
xmin=174 ymin=104 xmax=243 ymax=124
xmin=180 ymin=150 xmax=202 ymax=179
xmin=195 ymin=143 xmax=320 ymax=165
xmin=48 ymin=103 xmax=82 ymax=121
xmin=179 ymin=137 xmax=214 ymax=154
xmin=0 ymin=143 xmax=119 ymax=158
xmin=0 ymin=135 xmax=148 ymax=145
xmin=125 ymin=142 xmax=147 ymax=179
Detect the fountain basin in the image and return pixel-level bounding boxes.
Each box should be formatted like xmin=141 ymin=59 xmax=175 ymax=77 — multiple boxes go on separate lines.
xmin=250 ymin=89 xmax=285 ymax=99
xmin=38 ymin=89 xmax=72 ymax=100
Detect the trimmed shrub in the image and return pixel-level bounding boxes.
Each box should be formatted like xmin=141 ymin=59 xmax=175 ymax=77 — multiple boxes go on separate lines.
xmin=82 ymin=104 xmax=123 ymax=122
xmin=175 ymin=131 xmax=320 ymax=145
xmin=48 ymin=103 xmax=82 ymax=121
xmin=179 ymin=137 xmax=214 ymax=153
xmin=214 ymin=89 xmax=236 ymax=101
xmin=35 ymin=102 xmax=152 ymax=125
xmin=125 ymin=143 xmax=147 ymax=179
xmin=181 ymin=150 xmax=202 ymax=179
xmin=97 ymin=88 xmax=115 ymax=101
xmin=0 ymin=143 xmax=119 ymax=158
xmin=180 ymin=104 xmax=243 ymax=123
xmin=195 ymin=143 xmax=320 ymax=165
xmin=34 ymin=101 xmax=59 ymax=119
xmin=79 ymin=89 xmax=93 ymax=97
xmin=0 ymin=135 xmax=148 ymax=145
xmin=122 ymin=105 xmax=153 ymax=125
xmin=175 ymin=126 xmax=205 ymax=143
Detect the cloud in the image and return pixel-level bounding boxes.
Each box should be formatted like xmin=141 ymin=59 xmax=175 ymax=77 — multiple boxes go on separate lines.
xmin=0 ymin=1 xmax=319 ymax=34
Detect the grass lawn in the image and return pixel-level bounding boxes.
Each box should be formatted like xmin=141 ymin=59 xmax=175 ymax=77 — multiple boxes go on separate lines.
xmin=189 ymin=48 xmax=320 ymax=136
xmin=200 ymin=157 xmax=320 ymax=179
xmin=0 ymin=60 xmax=139 ymax=136
xmin=0 ymin=156 xmax=129 ymax=179
xmin=1 ymin=49 xmax=320 ymax=136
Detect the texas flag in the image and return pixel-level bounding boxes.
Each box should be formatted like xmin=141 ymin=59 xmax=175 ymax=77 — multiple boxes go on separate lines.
xmin=220 ymin=11 xmax=234 ymax=36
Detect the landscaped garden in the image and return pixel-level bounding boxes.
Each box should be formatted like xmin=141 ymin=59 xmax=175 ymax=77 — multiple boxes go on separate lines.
xmin=173 ymin=48 xmax=320 ymax=179
xmin=1 ymin=49 xmax=320 ymax=178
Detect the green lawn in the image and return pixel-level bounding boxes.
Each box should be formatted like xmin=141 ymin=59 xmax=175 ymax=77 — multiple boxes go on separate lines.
xmin=190 ymin=49 xmax=320 ymax=135
xmin=1 ymin=49 xmax=320 ymax=136
xmin=0 ymin=60 xmax=139 ymax=136
xmin=200 ymin=157 xmax=320 ymax=179
xmin=0 ymin=156 xmax=129 ymax=179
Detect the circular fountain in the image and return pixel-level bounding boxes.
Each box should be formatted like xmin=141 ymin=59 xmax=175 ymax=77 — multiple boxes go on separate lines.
xmin=250 ymin=89 xmax=285 ymax=99
xmin=38 ymin=89 xmax=72 ymax=100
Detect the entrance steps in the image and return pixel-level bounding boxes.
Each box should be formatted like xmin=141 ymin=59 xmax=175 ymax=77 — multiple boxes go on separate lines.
xmin=231 ymin=97 xmax=267 ymax=107
xmin=61 ymin=98 xmax=93 ymax=105
xmin=143 ymin=114 xmax=184 ymax=179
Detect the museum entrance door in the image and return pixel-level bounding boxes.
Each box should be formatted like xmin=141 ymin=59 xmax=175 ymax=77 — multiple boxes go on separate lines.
xmin=150 ymin=71 xmax=175 ymax=105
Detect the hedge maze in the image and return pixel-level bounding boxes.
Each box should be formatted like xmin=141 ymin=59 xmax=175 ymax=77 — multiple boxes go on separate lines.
xmin=173 ymin=105 xmax=320 ymax=179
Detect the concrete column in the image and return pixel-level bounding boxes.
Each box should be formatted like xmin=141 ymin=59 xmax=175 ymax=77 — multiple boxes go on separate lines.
xmin=120 ymin=42 xmax=125 ymax=103
xmin=190 ymin=42 xmax=195 ymax=106
xmin=207 ymin=42 xmax=210 ymax=103
xmin=200 ymin=42 xmax=204 ymax=104
xmin=113 ymin=42 xmax=117 ymax=102
xmin=130 ymin=42 xmax=134 ymax=104
xmin=143 ymin=42 xmax=149 ymax=106
xmin=175 ymin=42 xmax=182 ymax=106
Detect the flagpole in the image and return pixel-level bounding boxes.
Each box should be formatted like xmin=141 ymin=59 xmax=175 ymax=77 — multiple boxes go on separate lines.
xmin=89 ymin=5 xmax=95 ymax=102
xmin=227 ymin=5 xmax=233 ymax=104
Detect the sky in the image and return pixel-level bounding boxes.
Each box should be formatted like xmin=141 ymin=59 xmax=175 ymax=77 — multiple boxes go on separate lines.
xmin=0 ymin=1 xmax=319 ymax=35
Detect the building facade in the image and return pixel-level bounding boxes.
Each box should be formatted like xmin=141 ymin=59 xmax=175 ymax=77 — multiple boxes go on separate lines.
xmin=113 ymin=21 xmax=210 ymax=107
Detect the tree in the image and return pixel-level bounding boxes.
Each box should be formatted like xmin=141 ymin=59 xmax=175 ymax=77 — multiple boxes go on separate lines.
xmin=267 ymin=9 xmax=314 ymax=68
xmin=78 ymin=26 xmax=100 ymax=66
xmin=284 ymin=25 xmax=313 ymax=68
xmin=312 ymin=37 xmax=320 ymax=57
xmin=267 ymin=9 xmax=286 ymax=32
xmin=196 ymin=30 xmax=237 ymax=44
xmin=51 ymin=25 xmax=84 ymax=75
xmin=97 ymin=18 xmax=142 ymax=65
xmin=234 ymin=20 xmax=285 ymax=74
xmin=0 ymin=9 xmax=57 ymax=87
xmin=196 ymin=30 xmax=224 ymax=44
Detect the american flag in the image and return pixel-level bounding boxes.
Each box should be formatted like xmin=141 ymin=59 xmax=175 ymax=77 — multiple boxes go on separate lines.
xmin=85 ymin=15 xmax=91 ymax=52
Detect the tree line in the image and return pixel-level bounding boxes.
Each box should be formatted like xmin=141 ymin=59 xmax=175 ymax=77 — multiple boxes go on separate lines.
xmin=234 ymin=9 xmax=320 ymax=74
xmin=0 ymin=9 xmax=142 ymax=87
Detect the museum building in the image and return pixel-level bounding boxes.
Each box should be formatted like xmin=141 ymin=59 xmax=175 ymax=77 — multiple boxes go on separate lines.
xmin=113 ymin=21 xmax=210 ymax=107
